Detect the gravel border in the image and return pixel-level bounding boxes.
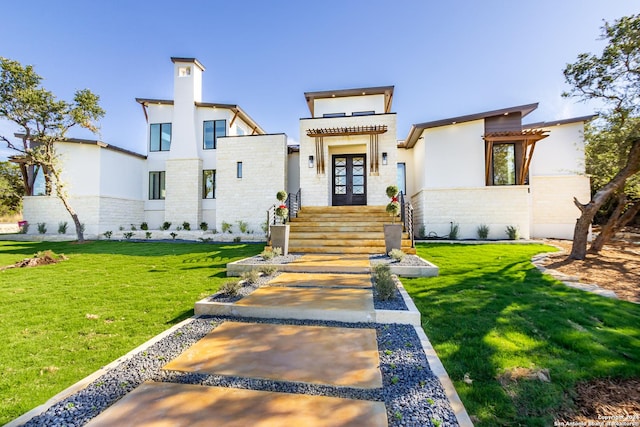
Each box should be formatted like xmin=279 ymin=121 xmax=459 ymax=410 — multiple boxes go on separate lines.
xmin=370 ymin=254 xmax=432 ymax=267
xmin=236 ymin=254 xmax=302 ymax=264
xmin=22 ymin=316 xmax=457 ymax=427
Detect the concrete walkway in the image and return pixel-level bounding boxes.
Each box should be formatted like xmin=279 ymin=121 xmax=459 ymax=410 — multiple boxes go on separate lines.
xmin=17 ymin=254 xmax=471 ymax=426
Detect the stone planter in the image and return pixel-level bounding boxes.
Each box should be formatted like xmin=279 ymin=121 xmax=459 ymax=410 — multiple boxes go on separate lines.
xmin=383 ymin=224 xmax=403 ymax=255
xmin=270 ymin=224 xmax=290 ymax=255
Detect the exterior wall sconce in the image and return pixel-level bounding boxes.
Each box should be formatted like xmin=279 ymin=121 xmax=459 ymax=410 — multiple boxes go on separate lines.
xmin=237 ymin=161 xmax=243 ymax=178
xmin=382 ymin=152 xmax=388 ymax=165
xmin=308 ymin=155 xmax=314 ymax=168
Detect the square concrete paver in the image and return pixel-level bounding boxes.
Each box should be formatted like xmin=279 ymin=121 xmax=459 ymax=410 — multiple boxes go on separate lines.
xmin=267 ymin=272 xmax=372 ymax=288
xmin=87 ymin=382 xmax=387 ymax=427
xmin=163 ymin=322 xmax=382 ymax=388
xmin=236 ymin=286 xmax=373 ymax=312
xmin=292 ymin=254 xmax=371 ymax=268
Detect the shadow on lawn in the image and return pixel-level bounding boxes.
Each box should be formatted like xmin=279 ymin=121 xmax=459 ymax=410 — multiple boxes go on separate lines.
xmin=404 ymin=257 xmax=640 ymax=425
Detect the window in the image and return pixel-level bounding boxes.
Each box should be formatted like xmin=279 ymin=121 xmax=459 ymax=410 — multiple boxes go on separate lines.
xmin=322 ymin=113 xmax=346 ymax=118
xmin=397 ymin=163 xmax=406 ymax=195
xmin=203 ymin=120 xmax=226 ymax=149
xmin=149 ymin=171 xmax=166 ymax=199
xmin=178 ymin=66 xmax=191 ymax=77
xmin=492 ymin=144 xmax=516 ymax=185
xmin=237 ymin=162 xmax=243 ymax=178
xmin=150 ymin=123 xmax=171 ymax=152
xmin=352 ymin=111 xmax=375 ymax=116
xmin=203 ymin=170 xmax=216 ymax=199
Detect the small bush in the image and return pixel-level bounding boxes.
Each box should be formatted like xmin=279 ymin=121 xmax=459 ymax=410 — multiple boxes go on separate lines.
xmin=240 ymin=269 xmax=260 ymax=284
xmin=388 ymin=249 xmax=405 ymax=262
xmin=170 ymin=232 xmax=178 ymax=240
xmin=259 ymin=265 xmax=278 ymax=276
xmin=233 ymin=236 xmax=241 ymax=243
xmin=37 ymin=222 xmax=47 ymax=234
xmin=145 ymin=231 xmax=152 ymax=239
xmin=140 ymin=222 xmax=148 ymax=230
xmin=199 ymin=222 xmax=208 ymax=231
xmin=123 ymin=232 xmax=134 ymax=240
xmin=119 ymin=226 xmax=124 ymax=231
xmin=449 ymin=222 xmax=459 ymax=240
xmin=221 ymin=221 xmax=233 ymax=233
xmin=260 ymin=249 xmax=275 ymax=260
xmin=237 ymin=220 xmax=249 ymax=234
xmin=220 ymin=280 xmax=242 ymax=297
xmin=130 ymin=224 xmax=137 ymax=231
xmin=477 ymin=224 xmax=490 ymax=240
xmin=103 ymin=231 xmax=112 ymax=239
xmin=19 ymin=223 xmax=29 ymax=234
xmin=182 ymin=221 xmax=190 ymax=231
xmin=161 ymin=221 xmax=171 ymax=231
xmin=261 ymin=220 xmax=269 ymax=236
xmin=57 ymin=221 xmax=68 ymax=234
xmin=373 ymin=263 xmax=396 ymax=301
xmin=272 ymin=247 xmax=283 ymax=257
xmin=176 ymin=226 xmax=183 ymax=231
xmin=199 ymin=237 xmax=212 ymax=243
xmin=506 ymin=225 xmax=519 ymax=240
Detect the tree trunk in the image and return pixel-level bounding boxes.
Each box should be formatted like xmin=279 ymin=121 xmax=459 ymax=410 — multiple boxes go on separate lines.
xmin=591 ymin=197 xmax=640 ymax=252
xmin=570 ymin=138 xmax=640 ymax=260
xmin=49 ymin=162 xmax=84 ymax=243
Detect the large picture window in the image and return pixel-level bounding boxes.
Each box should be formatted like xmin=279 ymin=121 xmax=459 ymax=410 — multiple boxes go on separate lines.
xmin=149 ymin=171 xmax=165 ymax=200
xmin=203 ymin=120 xmax=226 ymax=149
xmin=203 ymin=170 xmax=216 ymax=199
xmin=492 ymin=144 xmax=516 ymax=185
xmin=150 ymin=123 xmax=171 ymax=152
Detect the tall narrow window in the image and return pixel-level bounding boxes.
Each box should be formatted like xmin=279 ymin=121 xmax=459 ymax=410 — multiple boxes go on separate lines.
xmin=492 ymin=144 xmax=516 ymax=185
xmin=149 ymin=171 xmax=166 ymax=199
xmin=150 ymin=123 xmax=171 ymax=152
xmin=203 ymin=119 xmax=227 ymax=149
xmin=397 ymin=162 xmax=406 ymax=195
xmin=237 ymin=162 xmax=243 ymax=178
xmin=203 ymin=170 xmax=216 ymax=199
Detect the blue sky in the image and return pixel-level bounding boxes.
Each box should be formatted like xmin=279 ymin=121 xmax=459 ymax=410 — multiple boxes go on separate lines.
xmin=0 ymin=0 xmax=638 ymax=160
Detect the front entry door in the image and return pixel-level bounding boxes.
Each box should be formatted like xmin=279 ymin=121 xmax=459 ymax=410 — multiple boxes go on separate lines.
xmin=332 ymin=154 xmax=367 ymax=206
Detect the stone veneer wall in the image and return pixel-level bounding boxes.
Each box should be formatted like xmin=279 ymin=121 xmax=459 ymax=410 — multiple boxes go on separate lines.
xmin=530 ymin=175 xmax=591 ymax=239
xmin=22 ymin=196 xmax=144 ymax=236
xmin=411 ymin=186 xmax=531 ymax=240
xmin=216 ymin=134 xmax=287 ymax=234
xmin=164 ymin=159 xmax=203 ymax=227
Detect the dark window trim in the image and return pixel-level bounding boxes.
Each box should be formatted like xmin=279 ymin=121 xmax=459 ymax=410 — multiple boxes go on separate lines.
xmin=149 ymin=171 xmax=166 ymax=200
xmin=150 ymin=123 xmax=171 ymax=152
xmin=352 ymin=111 xmax=375 ymax=116
xmin=203 ymin=119 xmax=227 ymax=150
xmin=203 ymin=169 xmax=216 ymax=199
xmin=322 ymin=113 xmax=346 ymax=118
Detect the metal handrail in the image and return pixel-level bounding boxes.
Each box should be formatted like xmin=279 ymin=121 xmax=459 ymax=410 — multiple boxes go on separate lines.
xmin=287 ymin=188 xmax=301 ymax=221
xmin=399 ymin=191 xmax=415 ymax=248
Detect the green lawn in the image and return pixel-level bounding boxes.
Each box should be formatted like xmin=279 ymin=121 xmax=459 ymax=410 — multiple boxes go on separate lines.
xmin=403 ymin=243 xmax=640 ymax=426
xmin=0 ymin=240 xmax=262 ymax=424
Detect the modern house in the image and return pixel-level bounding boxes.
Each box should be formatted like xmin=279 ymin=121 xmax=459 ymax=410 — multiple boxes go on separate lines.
xmin=21 ymin=57 xmax=591 ymax=242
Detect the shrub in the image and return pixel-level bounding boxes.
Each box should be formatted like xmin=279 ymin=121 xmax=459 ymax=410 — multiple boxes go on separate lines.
xmin=221 ymin=221 xmax=233 ymax=234
xmin=199 ymin=222 xmax=208 ymax=231
xmin=233 ymin=236 xmax=241 ymax=243
xmin=373 ymin=263 xmax=396 ymax=301
xmin=140 ymin=222 xmax=148 ymax=230
xmin=37 ymin=222 xmax=47 ymax=234
xmin=219 ymin=280 xmax=242 ymax=297
xmin=182 ymin=221 xmax=190 ymax=231
xmin=272 ymin=247 xmax=283 ymax=257
xmin=260 ymin=249 xmax=275 ymax=260
xmin=103 ymin=231 xmax=112 ymax=239
xmin=123 ymin=232 xmax=134 ymax=240
xmin=145 ymin=231 xmax=152 ymax=239
xmin=388 ymin=249 xmax=405 ymax=262
xmin=261 ymin=220 xmax=269 ymax=236
xmin=176 ymin=226 xmax=183 ymax=231
xmin=170 ymin=232 xmax=178 ymax=240
xmin=130 ymin=224 xmax=137 ymax=231
xmin=477 ymin=224 xmax=490 ymax=240
xmin=240 ymin=269 xmax=260 ymax=284
xmin=386 ymin=185 xmax=399 ymax=199
xmin=57 ymin=221 xmax=68 ymax=234
xmin=19 ymin=222 xmax=29 ymax=234
xmin=449 ymin=222 xmax=459 ymax=240
xmin=259 ymin=265 xmax=278 ymax=276
xmin=161 ymin=221 xmax=171 ymax=231
xmin=506 ymin=225 xmax=519 ymax=240
xmin=119 ymin=226 xmax=124 ymax=231
xmin=199 ymin=237 xmax=212 ymax=243
xmin=237 ymin=220 xmax=249 ymax=234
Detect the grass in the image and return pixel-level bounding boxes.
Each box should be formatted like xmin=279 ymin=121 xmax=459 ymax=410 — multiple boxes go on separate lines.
xmin=402 ymin=243 xmax=640 ymax=426
xmin=0 ymin=240 xmax=262 ymax=424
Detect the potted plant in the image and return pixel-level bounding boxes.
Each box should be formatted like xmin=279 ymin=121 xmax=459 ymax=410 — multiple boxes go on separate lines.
xmin=384 ymin=185 xmax=403 ymax=254
xmin=270 ymin=190 xmax=290 ymax=255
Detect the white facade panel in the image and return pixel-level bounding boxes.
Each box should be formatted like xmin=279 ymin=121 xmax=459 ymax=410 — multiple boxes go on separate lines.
xmin=314 ymin=95 xmax=385 ymax=118
xmin=529 ymin=122 xmax=586 ymax=176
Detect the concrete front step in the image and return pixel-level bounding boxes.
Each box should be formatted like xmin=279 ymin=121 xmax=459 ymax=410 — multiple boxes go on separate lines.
xmin=289 ymin=232 xmax=410 ymax=240
xmin=289 ymin=246 xmax=416 ymax=255
xmin=299 ymin=205 xmax=386 ymax=213
xmin=289 ymin=224 xmax=386 ymax=232
xmin=290 ymin=239 xmax=412 ymax=247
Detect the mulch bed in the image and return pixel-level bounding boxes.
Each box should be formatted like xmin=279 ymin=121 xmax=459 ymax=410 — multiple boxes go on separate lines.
xmin=557 ymin=378 xmax=640 ymax=422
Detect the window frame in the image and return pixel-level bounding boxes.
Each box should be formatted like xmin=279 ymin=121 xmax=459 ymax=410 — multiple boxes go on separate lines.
xmin=149 ymin=171 xmax=166 ymax=200
xmin=237 ymin=162 xmax=243 ymax=178
xmin=352 ymin=111 xmax=375 ymax=116
xmin=203 ymin=169 xmax=216 ymax=199
xmin=203 ymin=119 xmax=227 ymax=150
xmin=322 ymin=113 xmax=346 ymax=118
xmin=491 ymin=143 xmax=517 ymax=186
xmin=150 ymin=123 xmax=172 ymax=152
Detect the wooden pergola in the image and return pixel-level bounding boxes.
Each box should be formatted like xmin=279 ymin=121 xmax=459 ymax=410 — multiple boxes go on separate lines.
xmin=482 ymin=129 xmax=548 ymax=185
xmin=306 ymin=125 xmax=388 ymax=175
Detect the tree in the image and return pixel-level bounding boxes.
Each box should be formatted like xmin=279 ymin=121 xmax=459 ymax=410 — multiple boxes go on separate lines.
xmin=563 ymin=14 xmax=640 ymax=259
xmin=0 ymin=161 xmax=24 ymax=216
xmin=0 ymin=57 xmax=104 ymax=242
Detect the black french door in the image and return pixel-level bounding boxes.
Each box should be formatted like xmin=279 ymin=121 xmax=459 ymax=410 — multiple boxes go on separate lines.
xmin=332 ymin=154 xmax=366 ymax=206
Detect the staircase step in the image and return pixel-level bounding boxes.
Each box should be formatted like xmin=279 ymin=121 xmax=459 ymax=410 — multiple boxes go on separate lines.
xmin=299 ymin=206 xmax=386 ymax=214
xmin=289 ymin=246 xmax=416 ymax=255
